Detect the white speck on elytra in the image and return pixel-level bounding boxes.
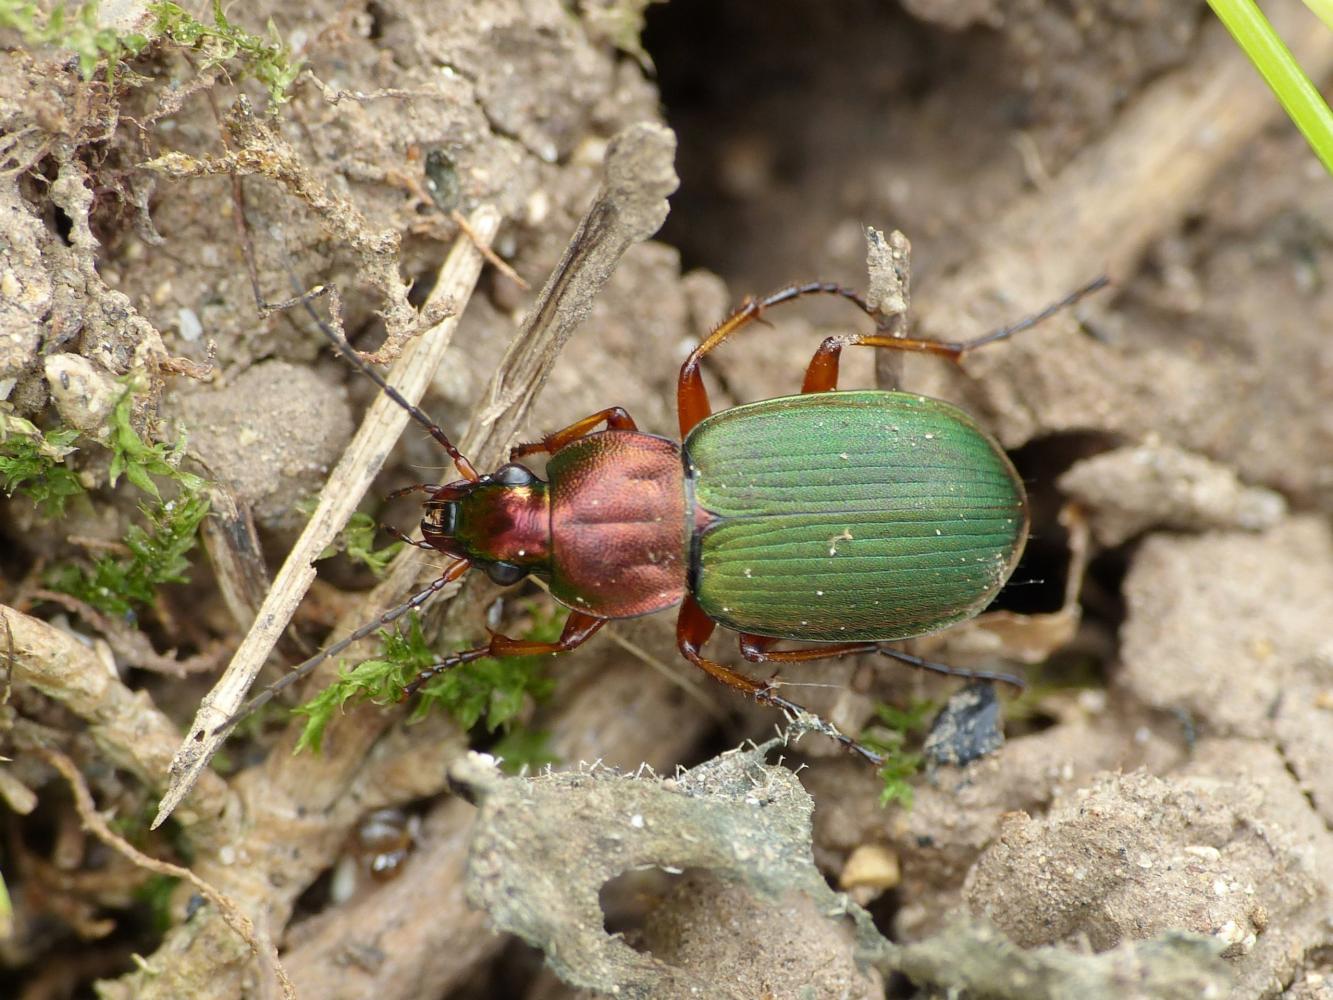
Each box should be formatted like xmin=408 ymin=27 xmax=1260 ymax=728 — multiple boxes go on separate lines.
xmin=816 ymin=590 xmax=824 ymax=596
xmin=838 ymin=452 xmax=849 ymax=460
xmin=924 ymin=433 xmax=934 ymax=440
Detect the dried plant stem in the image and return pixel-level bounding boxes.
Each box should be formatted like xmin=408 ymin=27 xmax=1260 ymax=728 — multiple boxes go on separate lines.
xmin=156 ymin=206 xmax=501 ymax=829
xmin=37 ymin=746 xmax=295 ymax=1000
xmin=115 ymin=123 xmax=677 ymax=1000
xmin=917 ymin=3 xmax=1333 ymax=350
xmin=0 ymin=605 xmax=229 ymax=827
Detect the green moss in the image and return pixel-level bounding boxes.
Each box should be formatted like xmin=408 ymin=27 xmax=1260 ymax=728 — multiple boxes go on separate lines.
xmin=0 ymin=414 xmax=83 ymax=517
xmin=0 ymin=0 xmax=147 ymax=81
xmin=295 ymin=605 xmax=564 ymax=756
xmin=860 ymin=699 xmax=935 ymax=808
xmin=489 ymin=728 xmax=556 ymax=774
xmin=0 ymin=0 xmax=301 ymax=102
xmin=299 ymin=502 xmax=404 ymax=577
xmin=47 ymin=491 xmax=211 ymax=618
xmin=105 ymin=382 xmax=204 ymax=501
xmin=45 ymin=381 xmax=211 ymax=618
xmin=133 ymin=874 xmax=179 ymax=934
xmin=150 ymin=0 xmax=303 ymax=105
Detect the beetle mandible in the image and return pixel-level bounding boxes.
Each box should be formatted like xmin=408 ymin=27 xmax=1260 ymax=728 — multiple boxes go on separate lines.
xmin=235 ymin=277 xmax=1106 ymax=762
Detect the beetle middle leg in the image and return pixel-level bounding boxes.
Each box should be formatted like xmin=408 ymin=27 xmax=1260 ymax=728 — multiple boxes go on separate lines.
xmin=676 ymin=597 xmax=885 ymax=765
xmin=678 ymin=282 xmax=876 ymax=435
xmin=738 ymin=634 xmax=1024 ymax=689
xmin=801 ymin=276 xmax=1110 ymax=392
xmin=402 ymin=611 xmax=605 ymax=696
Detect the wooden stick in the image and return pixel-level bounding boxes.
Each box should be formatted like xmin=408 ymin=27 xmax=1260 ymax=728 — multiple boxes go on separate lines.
xmin=155 ymin=206 xmax=500 ymax=829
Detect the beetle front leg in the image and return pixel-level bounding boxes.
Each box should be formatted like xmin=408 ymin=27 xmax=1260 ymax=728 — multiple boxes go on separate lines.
xmin=380 ymin=523 xmax=440 ymax=551
xmin=675 ymin=598 xmax=884 ymax=765
xmin=738 ymin=633 xmax=1025 ymax=689
xmin=509 ymin=407 xmax=638 ymax=460
xmin=402 ymin=611 xmax=606 ymax=696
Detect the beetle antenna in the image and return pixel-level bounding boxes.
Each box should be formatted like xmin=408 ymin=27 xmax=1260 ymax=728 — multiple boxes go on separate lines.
xmin=293 ymin=280 xmax=480 ymax=482
xmin=213 ymin=560 xmax=470 ymax=734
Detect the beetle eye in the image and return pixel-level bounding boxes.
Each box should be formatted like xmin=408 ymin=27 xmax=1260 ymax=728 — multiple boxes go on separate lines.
xmin=485 ymin=561 xmax=527 ymax=586
xmin=493 ymin=463 xmax=535 ymax=487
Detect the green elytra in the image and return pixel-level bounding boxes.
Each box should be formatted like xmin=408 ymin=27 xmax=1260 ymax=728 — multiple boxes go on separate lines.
xmin=688 ymin=391 xmax=1027 ymax=642
xmin=229 ymin=278 xmax=1105 ymax=764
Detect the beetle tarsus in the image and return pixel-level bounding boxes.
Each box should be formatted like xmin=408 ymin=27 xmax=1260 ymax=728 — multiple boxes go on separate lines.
xmin=401 ymin=648 xmax=491 ymax=699
xmin=213 ymin=560 xmax=470 ymax=735
xmin=381 ymin=524 xmax=438 ymax=550
xmin=873 ymin=645 xmax=1025 ymax=690
xmin=754 ymin=682 xmax=885 ymax=766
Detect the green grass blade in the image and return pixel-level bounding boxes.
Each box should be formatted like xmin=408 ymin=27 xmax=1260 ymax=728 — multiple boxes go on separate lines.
xmin=1207 ymin=0 xmax=1333 ymax=175
xmin=1305 ymin=0 xmax=1333 ymax=32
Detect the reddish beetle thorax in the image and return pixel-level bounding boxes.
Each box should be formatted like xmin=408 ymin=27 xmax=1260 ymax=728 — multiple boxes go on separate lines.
xmin=547 ymin=432 xmax=690 ymax=618
xmin=455 ymin=483 xmax=551 ymax=570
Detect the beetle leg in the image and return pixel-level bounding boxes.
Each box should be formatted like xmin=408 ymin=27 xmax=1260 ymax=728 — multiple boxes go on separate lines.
xmin=509 ymin=407 xmax=638 ymax=459
xmin=678 ymin=282 xmax=876 ymax=436
xmin=214 ymin=558 xmax=473 ymax=733
xmin=385 ymin=483 xmax=444 ymax=501
xmin=380 ymin=523 xmax=438 ymax=551
xmin=738 ymin=633 xmax=1025 ymax=689
xmin=801 ymin=275 xmax=1110 ymax=392
xmin=401 ymin=611 xmax=605 ymax=696
xmin=873 ymin=645 xmax=1025 ymax=689
xmin=676 ymin=598 xmax=884 ymax=765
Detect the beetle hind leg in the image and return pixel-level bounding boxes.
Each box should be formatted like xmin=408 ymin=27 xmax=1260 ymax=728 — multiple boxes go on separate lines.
xmin=675 ymin=597 xmax=885 ymax=765
xmin=873 ymin=645 xmax=1025 ymax=689
xmin=739 ymin=633 xmax=1025 ymax=690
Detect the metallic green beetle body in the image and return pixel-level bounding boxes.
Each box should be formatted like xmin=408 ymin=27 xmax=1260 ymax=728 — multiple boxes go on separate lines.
xmin=685 ymin=390 xmax=1028 ymax=641
xmin=232 ymin=279 xmax=1102 ymax=761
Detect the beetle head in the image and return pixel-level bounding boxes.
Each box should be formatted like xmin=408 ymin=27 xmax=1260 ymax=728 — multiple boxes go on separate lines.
xmin=420 ymin=462 xmax=550 ymax=585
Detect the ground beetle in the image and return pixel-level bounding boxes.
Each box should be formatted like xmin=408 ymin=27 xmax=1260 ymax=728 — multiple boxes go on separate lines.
xmin=236 ymin=278 xmax=1106 ymax=762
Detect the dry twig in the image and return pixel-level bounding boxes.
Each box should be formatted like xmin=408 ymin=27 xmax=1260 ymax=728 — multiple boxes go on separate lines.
xmin=156 ymin=205 xmax=501 ymax=828
xmin=116 ymin=122 xmax=677 ymax=1000
xmin=0 ymin=606 xmax=229 ymax=829
xmin=37 ymin=746 xmax=295 ymax=1000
